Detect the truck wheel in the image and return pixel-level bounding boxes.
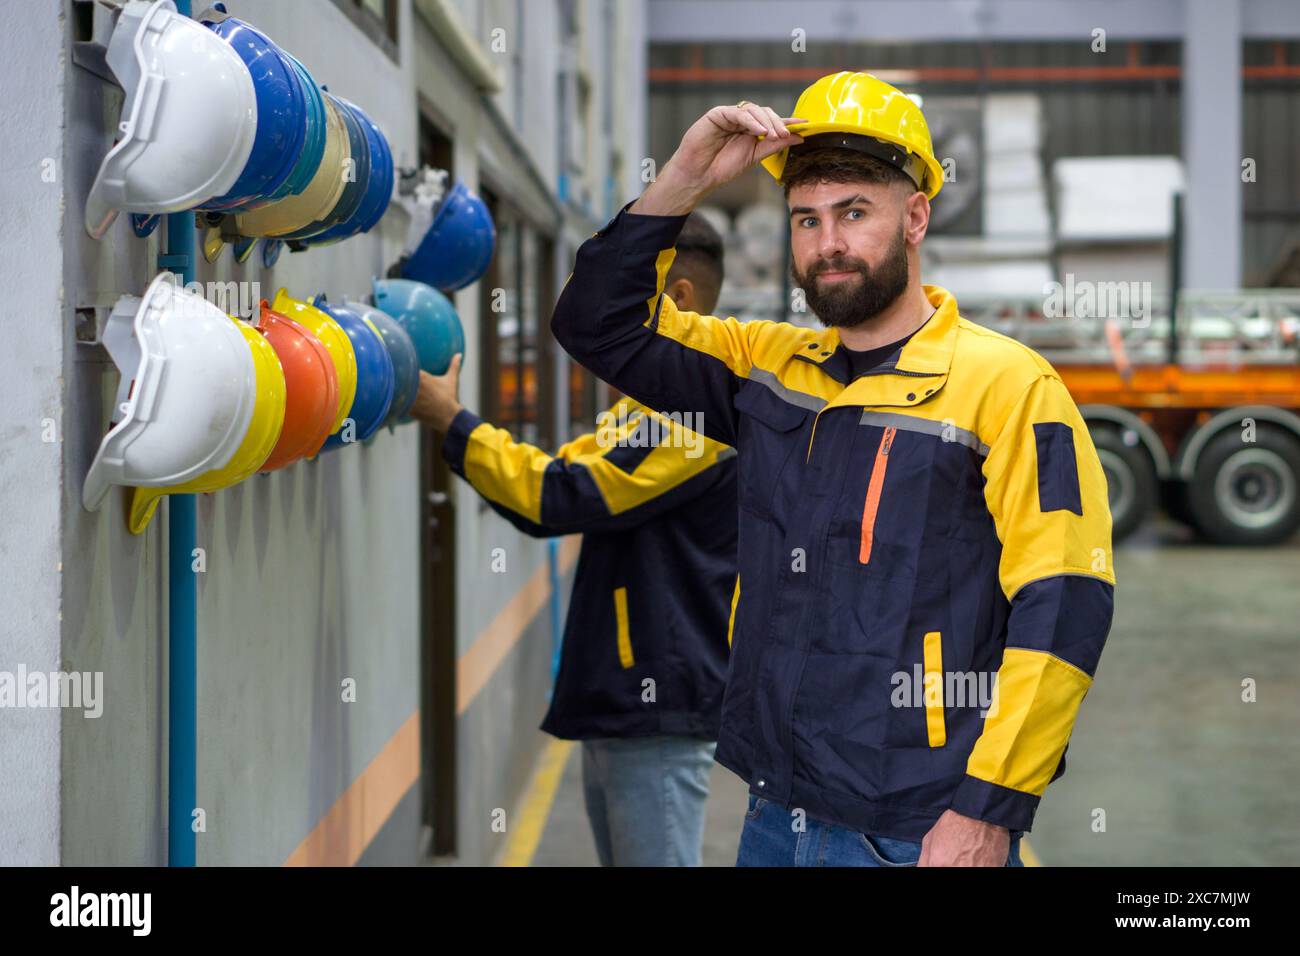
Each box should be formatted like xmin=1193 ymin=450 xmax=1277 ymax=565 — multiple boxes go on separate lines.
xmin=1188 ymin=425 xmax=1300 ymax=545
xmin=1091 ymin=425 xmax=1156 ymax=542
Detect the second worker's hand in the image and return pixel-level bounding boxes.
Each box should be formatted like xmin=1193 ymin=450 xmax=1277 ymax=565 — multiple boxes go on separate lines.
xmin=410 ymin=353 xmax=464 ymax=433
xmin=630 ymin=103 xmax=806 ymax=217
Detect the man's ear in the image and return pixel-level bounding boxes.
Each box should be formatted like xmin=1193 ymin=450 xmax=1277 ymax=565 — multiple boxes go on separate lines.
xmin=903 ymin=189 xmax=931 ymax=247
xmin=666 ymin=276 xmax=696 ymax=312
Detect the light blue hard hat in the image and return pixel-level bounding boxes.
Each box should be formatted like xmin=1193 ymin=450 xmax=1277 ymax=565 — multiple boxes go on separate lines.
xmin=371 ymin=278 xmax=465 ymax=376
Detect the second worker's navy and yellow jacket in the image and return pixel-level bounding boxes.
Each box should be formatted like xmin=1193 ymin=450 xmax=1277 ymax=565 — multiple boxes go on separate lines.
xmin=551 ymin=204 xmax=1117 ymax=840
xmin=441 ymin=400 xmax=738 ymax=740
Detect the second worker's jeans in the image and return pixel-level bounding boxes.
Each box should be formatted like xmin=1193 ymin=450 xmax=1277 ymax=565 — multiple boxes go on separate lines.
xmin=581 ymin=735 xmax=717 ymax=866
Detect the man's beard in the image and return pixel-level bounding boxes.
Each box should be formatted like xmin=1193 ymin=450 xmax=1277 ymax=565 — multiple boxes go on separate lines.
xmin=792 ymin=226 xmax=909 ymax=329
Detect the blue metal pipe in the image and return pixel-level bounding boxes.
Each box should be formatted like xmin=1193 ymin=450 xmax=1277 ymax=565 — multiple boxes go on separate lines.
xmin=547 ymin=539 xmax=563 ymax=690
xmin=163 ymin=0 xmax=196 ymax=868
xmin=166 ymin=489 xmax=196 ymax=866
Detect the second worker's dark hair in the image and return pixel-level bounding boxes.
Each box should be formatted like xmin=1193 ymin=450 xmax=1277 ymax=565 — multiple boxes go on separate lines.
xmin=671 ymin=212 xmax=726 ymax=305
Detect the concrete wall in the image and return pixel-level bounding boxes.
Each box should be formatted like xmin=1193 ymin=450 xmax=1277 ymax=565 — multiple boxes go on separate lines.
xmin=0 ymin=1 xmax=68 ymax=867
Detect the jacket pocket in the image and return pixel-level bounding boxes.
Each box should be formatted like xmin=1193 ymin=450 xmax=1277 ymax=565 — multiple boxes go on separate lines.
xmin=859 ymin=426 xmax=897 ymax=564
xmin=614 ymin=586 xmax=634 ymax=669
xmin=922 ymin=630 xmax=946 ymax=747
xmin=733 ymin=379 xmax=808 ymax=518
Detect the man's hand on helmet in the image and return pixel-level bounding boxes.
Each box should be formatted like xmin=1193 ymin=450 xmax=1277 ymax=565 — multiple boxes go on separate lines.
xmin=631 ymin=103 xmax=805 ymax=217
xmin=410 ymin=354 xmax=464 ymax=434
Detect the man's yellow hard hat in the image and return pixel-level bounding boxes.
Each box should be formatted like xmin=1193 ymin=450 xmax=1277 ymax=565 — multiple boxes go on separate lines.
xmin=761 ymin=71 xmax=944 ymax=199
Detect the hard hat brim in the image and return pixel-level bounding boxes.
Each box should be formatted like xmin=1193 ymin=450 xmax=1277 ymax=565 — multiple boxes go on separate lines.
xmin=761 ymin=122 xmax=944 ymax=200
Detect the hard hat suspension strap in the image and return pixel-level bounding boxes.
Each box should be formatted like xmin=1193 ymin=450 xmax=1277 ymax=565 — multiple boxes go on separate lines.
xmin=793 ymin=132 xmax=929 ymax=195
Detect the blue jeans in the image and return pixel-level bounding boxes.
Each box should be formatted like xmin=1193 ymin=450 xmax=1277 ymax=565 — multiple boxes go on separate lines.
xmin=736 ymin=795 xmax=1025 ymax=867
xmin=581 ymin=736 xmax=717 ymax=866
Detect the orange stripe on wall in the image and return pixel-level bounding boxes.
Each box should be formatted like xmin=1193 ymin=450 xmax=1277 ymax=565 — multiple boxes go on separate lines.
xmin=283 ymin=711 xmax=421 ymax=867
xmin=285 ymin=535 xmax=581 ymax=865
xmin=457 ymin=535 xmax=581 ymax=715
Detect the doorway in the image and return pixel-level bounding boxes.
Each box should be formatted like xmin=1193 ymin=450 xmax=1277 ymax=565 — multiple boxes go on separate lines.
xmin=416 ymin=100 xmax=458 ymax=858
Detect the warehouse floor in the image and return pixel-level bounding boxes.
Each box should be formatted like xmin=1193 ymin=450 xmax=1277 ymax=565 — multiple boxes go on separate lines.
xmin=510 ymin=518 xmax=1300 ymax=866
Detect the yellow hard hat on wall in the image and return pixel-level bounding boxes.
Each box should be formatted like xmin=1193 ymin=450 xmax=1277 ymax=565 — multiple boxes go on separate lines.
xmin=128 ymin=317 xmax=287 ymax=535
xmin=761 ymin=71 xmax=944 ymax=200
xmin=271 ymin=289 xmax=358 ymax=434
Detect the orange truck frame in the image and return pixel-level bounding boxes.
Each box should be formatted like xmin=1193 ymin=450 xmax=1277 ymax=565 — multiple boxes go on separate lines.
xmin=964 ymin=281 xmax=1300 ymax=548
xmin=1060 ymin=360 xmax=1300 ymax=544
xmin=956 ymin=285 xmax=1300 ymax=546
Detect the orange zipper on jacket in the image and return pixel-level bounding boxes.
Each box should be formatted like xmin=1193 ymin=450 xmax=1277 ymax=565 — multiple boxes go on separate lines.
xmin=859 ymin=426 xmax=896 ymax=565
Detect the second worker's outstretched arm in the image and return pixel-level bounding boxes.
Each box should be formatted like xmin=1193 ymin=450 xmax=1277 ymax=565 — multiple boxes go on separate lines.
xmin=440 ymin=401 xmax=735 ymax=538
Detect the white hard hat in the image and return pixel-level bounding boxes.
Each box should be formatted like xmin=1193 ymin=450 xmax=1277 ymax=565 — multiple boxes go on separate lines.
xmin=83 ymin=273 xmax=257 ymax=512
xmin=85 ymin=0 xmax=258 ymax=239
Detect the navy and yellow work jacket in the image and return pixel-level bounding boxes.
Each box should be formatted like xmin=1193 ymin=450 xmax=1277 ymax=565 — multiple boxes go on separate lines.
xmin=441 ymin=401 xmax=737 ymax=740
xmin=551 ymin=204 xmax=1116 ymax=839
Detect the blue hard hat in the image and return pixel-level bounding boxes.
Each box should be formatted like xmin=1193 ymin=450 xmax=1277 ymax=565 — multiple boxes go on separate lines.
xmin=196 ymin=15 xmax=305 ymax=211
xmin=344 ymin=101 xmax=394 ymax=235
xmin=313 ymin=296 xmax=395 ymax=449
xmin=279 ymin=91 xmax=371 ymax=241
xmin=400 ymin=180 xmax=496 ymax=293
xmin=347 ymin=300 xmax=420 ymax=426
xmin=302 ymin=98 xmax=393 ymax=246
xmin=371 ymin=278 xmax=465 ymax=375
xmin=259 ymin=52 xmax=326 ymax=204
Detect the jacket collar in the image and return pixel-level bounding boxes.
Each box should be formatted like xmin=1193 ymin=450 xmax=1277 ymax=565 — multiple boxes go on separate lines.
xmin=797 ymin=285 xmax=960 ymax=411
xmin=895 ymin=284 xmax=960 ymax=375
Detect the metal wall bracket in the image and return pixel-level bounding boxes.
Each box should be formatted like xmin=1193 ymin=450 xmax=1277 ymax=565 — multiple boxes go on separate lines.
xmin=397 ymin=165 xmax=449 ymax=198
xmin=70 ymin=0 xmax=125 ymax=86
xmin=74 ymin=292 xmax=127 ymax=346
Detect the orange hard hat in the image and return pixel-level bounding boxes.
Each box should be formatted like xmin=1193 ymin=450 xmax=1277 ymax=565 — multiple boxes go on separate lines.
xmin=254 ymin=300 xmax=339 ymax=471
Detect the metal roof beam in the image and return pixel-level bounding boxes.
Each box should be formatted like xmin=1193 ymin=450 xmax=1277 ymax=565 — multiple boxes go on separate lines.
xmin=646 ymin=0 xmax=1300 ymax=43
